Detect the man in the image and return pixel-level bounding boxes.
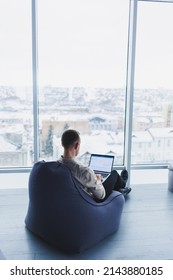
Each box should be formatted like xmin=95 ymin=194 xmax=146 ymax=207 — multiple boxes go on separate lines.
xmin=59 ymin=129 xmax=131 ymax=201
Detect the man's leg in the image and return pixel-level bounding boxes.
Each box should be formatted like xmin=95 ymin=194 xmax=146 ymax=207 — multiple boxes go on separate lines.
xmin=103 ymin=169 xmax=131 ymax=198
xmin=113 ymin=170 xmax=126 ymax=190
xmin=103 ymin=170 xmax=124 ymax=198
xmin=94 ymin=169 xmax=131 ymax=202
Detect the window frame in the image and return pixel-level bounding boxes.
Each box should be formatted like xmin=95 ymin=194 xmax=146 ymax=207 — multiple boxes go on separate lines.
xmin=0 ymin=0 xmax=170 ymax=174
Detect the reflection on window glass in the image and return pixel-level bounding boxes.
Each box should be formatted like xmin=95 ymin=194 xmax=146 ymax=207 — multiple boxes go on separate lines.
xmin=132 ymin=1 xmax=173 ymax=164
xmin=0 ymin=0 xmax=33 ymax=167
xmin=38 ymin=0 xmax=129 ymax=165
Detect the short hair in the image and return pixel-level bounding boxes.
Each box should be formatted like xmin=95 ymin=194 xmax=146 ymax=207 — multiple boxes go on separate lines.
xmin=61 ymin=129 xmax=80 ymax=149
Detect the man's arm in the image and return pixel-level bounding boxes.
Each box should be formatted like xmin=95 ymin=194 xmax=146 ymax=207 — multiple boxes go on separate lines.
xmin=77 ymin=167 xmax=106 ymax=200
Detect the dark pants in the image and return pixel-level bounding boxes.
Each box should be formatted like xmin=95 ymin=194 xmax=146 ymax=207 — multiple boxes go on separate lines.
xmin=95 ymin=170 xmax=125 ymax=202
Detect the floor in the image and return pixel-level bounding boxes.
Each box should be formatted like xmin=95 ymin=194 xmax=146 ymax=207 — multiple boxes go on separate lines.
xmin=0 ymin=183 xmax=173 ymax=260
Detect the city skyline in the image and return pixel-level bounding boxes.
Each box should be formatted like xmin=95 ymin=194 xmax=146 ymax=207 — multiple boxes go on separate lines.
xmin=0 ymin=84 xmax=173 ymax=166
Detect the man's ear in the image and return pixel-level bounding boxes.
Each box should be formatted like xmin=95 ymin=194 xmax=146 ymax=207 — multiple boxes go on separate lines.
xmin=74 ymin=141 xmax=79 ymax=150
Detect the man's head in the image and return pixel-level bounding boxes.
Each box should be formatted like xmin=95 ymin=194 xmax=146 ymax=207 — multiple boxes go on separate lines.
xmin=61 ymin=129 xmax=81 ymax=157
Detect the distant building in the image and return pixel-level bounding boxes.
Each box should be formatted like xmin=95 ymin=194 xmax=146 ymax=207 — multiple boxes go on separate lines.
xmin=0 ymin=136 xmax=28 ymax=167
xmin=133 ymin=114 xmax=164 ymax=131
xmin=41 ymin=117 xmax=89 ymax=144
xmin=89 ymin=116 xmax=118 ymax=133
xmin=162 ymin=103 xmax=173 ymax=127
xmin=132 ymin=127 xmax=173 ymax=163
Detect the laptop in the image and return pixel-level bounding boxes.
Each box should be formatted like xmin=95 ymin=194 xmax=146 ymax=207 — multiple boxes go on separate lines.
xmin=88 ymin=154 xmax=114 ymax=180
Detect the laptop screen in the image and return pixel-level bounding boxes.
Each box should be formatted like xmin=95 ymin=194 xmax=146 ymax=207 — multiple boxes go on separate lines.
xmin=88 ymin=154 xmax=114 ymax=174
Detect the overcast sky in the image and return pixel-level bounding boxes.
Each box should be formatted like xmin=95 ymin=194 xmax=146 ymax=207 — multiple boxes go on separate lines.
xmin=0 ymin=0 xmax=173 ymax=89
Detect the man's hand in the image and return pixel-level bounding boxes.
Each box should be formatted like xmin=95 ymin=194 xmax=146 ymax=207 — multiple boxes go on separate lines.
xmin=95 ymin=174 xmax=103 ymax=182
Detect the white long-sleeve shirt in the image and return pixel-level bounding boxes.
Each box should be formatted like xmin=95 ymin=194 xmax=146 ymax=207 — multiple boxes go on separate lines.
xmin=58 ymin=157 xmax=105 ymax=200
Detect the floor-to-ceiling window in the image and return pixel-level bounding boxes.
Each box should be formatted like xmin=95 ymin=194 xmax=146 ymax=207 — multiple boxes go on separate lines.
xmin=0 ymin=0 xmax=172 ymax=175
xmin=37 ymin=0 xmax=129 ymax=165
xmin=132 ymin=0 xmax=173 ymax=165
xmin=0 ymin=0 xmax=33 ymax=167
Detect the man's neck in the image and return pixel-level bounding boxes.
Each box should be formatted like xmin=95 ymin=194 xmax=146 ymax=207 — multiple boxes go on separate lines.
xmin=63 ymin=149 xmax=75 ymax=159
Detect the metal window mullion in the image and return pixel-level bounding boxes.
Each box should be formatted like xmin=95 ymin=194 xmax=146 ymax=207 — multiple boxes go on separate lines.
xmin=124 ymin=0 xmax=138 ymax=187
xmin=31 ymin=0 xmax=39 ymax=163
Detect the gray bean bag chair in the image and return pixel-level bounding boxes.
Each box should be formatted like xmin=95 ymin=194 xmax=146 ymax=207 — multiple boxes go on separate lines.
xmin=25 ymin=161 xmax=124 ymax=253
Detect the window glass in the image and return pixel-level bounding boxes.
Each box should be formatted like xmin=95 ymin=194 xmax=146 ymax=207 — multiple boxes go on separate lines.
xmin=0 ymin=0 xmax=33 ymax=167
xmin=132 ymin=1 xmax=173 ymax=164
xmin=38 ymin=0 xmax=129 ymax=165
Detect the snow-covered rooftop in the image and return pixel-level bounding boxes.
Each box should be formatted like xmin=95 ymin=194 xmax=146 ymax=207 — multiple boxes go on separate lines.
xmin=0 ymin=136 xmax=18 ymax=152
